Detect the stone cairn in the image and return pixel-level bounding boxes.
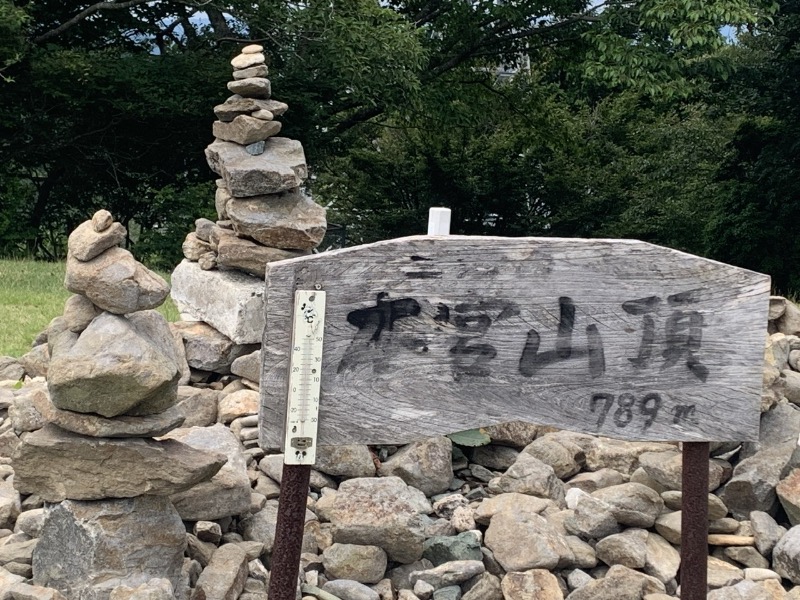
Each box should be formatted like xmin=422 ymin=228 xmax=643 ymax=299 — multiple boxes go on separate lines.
xmin=171 ymin=44 xmax=327 ymax=370
xmin=7 ymin=211 xmax=228 ymax=599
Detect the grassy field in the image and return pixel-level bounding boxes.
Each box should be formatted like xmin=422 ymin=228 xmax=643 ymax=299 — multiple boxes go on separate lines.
xmin=0 ymin=259 xmax=178 ymax=357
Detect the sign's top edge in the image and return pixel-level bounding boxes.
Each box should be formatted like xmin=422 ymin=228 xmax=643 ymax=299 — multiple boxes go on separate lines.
xmin=266 ymin=234 xmax=771 ymax=284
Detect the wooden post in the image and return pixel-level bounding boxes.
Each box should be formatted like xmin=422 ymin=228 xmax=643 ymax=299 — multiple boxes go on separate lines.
xmin=680 ymin=441 xmax=710 ymax=600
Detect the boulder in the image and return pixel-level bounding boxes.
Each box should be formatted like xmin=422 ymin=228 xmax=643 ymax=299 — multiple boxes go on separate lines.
xmin=32 ymin=497 xmax=185 ymax=598
xmin=378 ymin=437 xmax=453 ymax=497
xmin=175 ymin=386 xmax=218 ymax=428
xmin=162 ymin=424 xmax=251 ymax=521
xmin=314 ymin=444 xmax=376 ymax=479
xmin=204 ymin=138 xmax=307 ymax=198
xmin=500 ymin=571 xmax=563 ymax=600
xmin=212 ymin=116 xmax=280 ymax=145
xmin=48 ymin=312 xmax=181 ymax=417
xmin=0 ymin=358 xmax=24 ymax=382
xmin=64 ymin=248 xmax=169 ymax=314
xmin=33 ymin=392 xmax=184 ymax=438
xmin=564 ymin=564 xmax=665 ymax=600
xmin=595 ymin=529 xmax=648 ymax=569
xmin=590 ymin=483 xmax=665 ymax=528
xmin=12 ymin=424 xmax=226 ymax=502
xmin=67 ymin=218 xmax=126 ymax=262
xmin=216 ymin=235 xmax=307 ymax=277
xmin=172 ymin=321 xmax=258 ymax=374
xmin=225 ymin=189 xmax=326 ymax=250
xmin=170 ymin=261 xmax=264 ymax=345
xmin=320 ymin=477 xmax=431 ymax=563
xmin=492 ymin=454 xmax=566 ymax=505
xmin=239 ymin=499 xmax=317 ymax=554
xmin=192 ymin=544 xmax=248 ymax=600
xmin=322 ymin=544 xmax=388 ymax=584
xmin=230 ymin=350 xmax=261 ymax=384
xmin=62 ymin=294 xmax=101 ymax=333
xmin=772 ymin=524 xmax=800 ymax=583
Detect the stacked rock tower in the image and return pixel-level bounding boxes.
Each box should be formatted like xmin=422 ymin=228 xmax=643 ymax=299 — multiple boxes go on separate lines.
xmin=11 ymin=211 xmax=226 ymax=599
xmin=171 ymin=45 xmax=327 ymax=352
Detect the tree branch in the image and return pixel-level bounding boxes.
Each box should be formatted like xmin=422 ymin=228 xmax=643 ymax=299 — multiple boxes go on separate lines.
xmin=34 ymin=0 xmax=154 ymax=44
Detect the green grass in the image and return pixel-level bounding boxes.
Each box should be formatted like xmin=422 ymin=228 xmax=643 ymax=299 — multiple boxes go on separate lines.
xmin=0 ymin=258 xmax=179 ymax=357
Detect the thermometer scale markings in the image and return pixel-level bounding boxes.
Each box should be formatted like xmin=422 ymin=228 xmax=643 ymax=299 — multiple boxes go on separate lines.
xmin=283 ymin=290 xmax=326 ymax=465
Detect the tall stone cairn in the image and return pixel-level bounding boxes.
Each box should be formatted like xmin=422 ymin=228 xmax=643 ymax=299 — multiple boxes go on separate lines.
xmin=171 ymin=44 xmax=327 ymax=353
xmin=10 ymin=211 xmax=227 ymax=599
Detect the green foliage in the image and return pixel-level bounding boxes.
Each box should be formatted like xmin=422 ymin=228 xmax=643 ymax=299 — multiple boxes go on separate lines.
xmin=447 ymin=428 xmax=491 ymax=447
xmin=0 ymin=0 xmax=28 ymax=81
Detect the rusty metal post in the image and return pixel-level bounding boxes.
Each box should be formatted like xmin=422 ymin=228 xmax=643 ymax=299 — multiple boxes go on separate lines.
xmin=268 ymin=463 xmax=311 ymax=600
xmin=680 ymin=441 xmax=710 ymax=600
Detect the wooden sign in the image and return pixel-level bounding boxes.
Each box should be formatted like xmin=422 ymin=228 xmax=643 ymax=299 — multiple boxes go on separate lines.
xmin=259 ymin=236 xmax=770 ymax=447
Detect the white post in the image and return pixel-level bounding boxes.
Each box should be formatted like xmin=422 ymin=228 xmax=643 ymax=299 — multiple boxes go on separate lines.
xmin=427 ymin=207 xmax=451 ymax=235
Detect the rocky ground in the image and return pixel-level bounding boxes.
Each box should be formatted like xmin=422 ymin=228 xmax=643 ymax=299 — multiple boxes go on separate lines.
xmin=0 ymin=299 xmax=798 ymax=599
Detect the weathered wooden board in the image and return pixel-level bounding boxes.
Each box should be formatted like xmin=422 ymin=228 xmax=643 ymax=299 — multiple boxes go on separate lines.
xmin=259 ymin=236 xmax=770 ymax=446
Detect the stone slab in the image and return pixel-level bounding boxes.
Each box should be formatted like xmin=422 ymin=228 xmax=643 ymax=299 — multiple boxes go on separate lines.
xmin=170 ymin=261 xmax=265 ymax=345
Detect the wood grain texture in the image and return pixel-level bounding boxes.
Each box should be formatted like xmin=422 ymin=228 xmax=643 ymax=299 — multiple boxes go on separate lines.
xmin=259 ymin=236 xmax=770 ymax=446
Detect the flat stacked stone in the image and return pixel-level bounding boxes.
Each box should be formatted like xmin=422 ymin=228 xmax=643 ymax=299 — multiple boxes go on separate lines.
xmin=10 ymin=211 xmax=227 ymax=600
xmin=171 ymin=45 xmax=327 ymax=385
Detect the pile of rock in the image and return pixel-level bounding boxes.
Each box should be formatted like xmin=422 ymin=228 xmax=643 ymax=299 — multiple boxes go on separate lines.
xmin=6 ymin=211 xmax=233 ymax=599
xmin=171 ymin=44 xmax=327 ymax=360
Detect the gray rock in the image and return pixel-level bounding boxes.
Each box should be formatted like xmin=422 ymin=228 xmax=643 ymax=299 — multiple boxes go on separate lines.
xmin=92 ymin=210 xmax=113 ymax=232
xmin=18 ymin=345 xmax=49 ymax=379
xmin=67 ymin=218 xmax=126 ymax=262
xmin=653 ymin=511 xmax=682 ymax=545
xmin=660 ymin=490 xmax=728 ymax=520
xmin=32 ymin=497 xmax=185 ymax=598
xmin=484 ymin=503 xmax=571 ymax=571
xmin=226 ymin=189 xmax=326 ymax=251
xmin=522 ymin=434 xmax=585 ymax=479
xmin=564 ymin=492 xmax=620 ymax=539
xmin=639 ymin=450 xmax=731 ymax=491
xmin=590 ymin=483 xmax=665 ymax=528
xmin=750 ymin=510 xmax=786 ymax=557
xmin=422 ymin=533 xmax=482 ymax=567
xmin=162 ymin=424 xmax=251 ymax=521
xmin=314 ymin=444 xmax=376 ymax=479
xmin=565 ymin=469 xmax=626 ymax=494
xmin=12 ymin=424 xmax=226 ymax=502
xmin=205 ymin=138 xmax=307 ymax=197
xmin=244 ymin=141 xmax=265 ymax=156
xmin=461 ymin=572 xmax=502 ymax=600
xmin=582 ymin=438 xmax=676 ymax=476
xmin=63 ymin=294 xmax=101 ymax=333
xmin=230 ymin=53 xmax=265 ymax=70
xmin=0 ymin=539 xmax=37 ymax=566
xmin=175 ymin=386 xmax=218 ymax=428
xmin=239 ymin=500 xmax=316 ymax=554
xmin=322 ymin=580 xmax=380 ymax=600
xmin=172 ymin=320 xmax=258 ymax=374
xmin=778 ymin=301 xmax=800 ymax=335
xmin=0 ymin=479 xmax=20 ymax=530
xmin=213 ymin=97 xmax=288 ymax=122
xmin=322 ymin=543 xmax=387 ymax=584
xmin=719 ymin=445 xmax=794 ymax=519
xmin=644 ymin=532 xmax=680 ymax=583
xmin=723 ymin=546 xmax=770 ymax=569
xmin=409 ymin=561 xmax=484 ymax=590
xmin=213 ymin=116 xmax=280 ymax=145
xmin=14 ymin=508 xmax=45 ymax=539
xmin=33 ymin=392 xmax=184 ymax=438
xmin=182 ymin=232 xmax=213 ymax=261
xmin=469 ymin=445 xmax=519 ymax=471
xmin=707 ymin=555 xmax=745 ymax=589
xmin=230 ymin=350 xmax=262 ymax=384
xmin=216 ymin=235 xmax=307 ymax=277
xmin=321 ymin=477 xmax=431 ymax=564
xmin=227 ymin=77 xmax=271 ymax=98
xmin=378 ymin=437 xmax=453 ymax=497
xmin=232 ymin=65 xmax=268 ymax=80
xmin=389 ymin=560 xmax=434 ymax=591
xmin=492 ymin=453 xmax=566 ymax=505
xmin=192 ymin=544 xmax=249 ymax=600
xmin=0 ymin=358 xmax=24 ymax=382
xmin=9 ymin=386 xmax=46 ymax=433
xmin=48 ymin=312 xmax=180 ymax=417
xmin=771 ymin=524 xmax=800 ymax=583
xmin=482 ymin=421 xmax=541 ymax=447
xmin=595 ymin=529 xmax=648 ymax=569
xmin=65 ymin=248 xmax=169 ymax=314
xmin=432 ymin=586 xmax=461 ymax=600
xmin=109 ymin=578 xmax=174 ymax=599
xmin=564 ymin=564 xmax=665 ymax=600
xmin=474 ymin=492 xmax=552 ymax=525
xmin=170 ymin=261 xmax=265 ymax=344
xmin=218 ymin=390 xmax=259 ymax=424
xmin=500 ymin=570 xmax=563 ymax=599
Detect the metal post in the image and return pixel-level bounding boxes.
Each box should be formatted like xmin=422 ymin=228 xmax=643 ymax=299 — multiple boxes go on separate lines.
xmin=680 ymin=441 xmax=710 ymax=600
xmin=268 ymin=463 xmax=311 ymax=600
